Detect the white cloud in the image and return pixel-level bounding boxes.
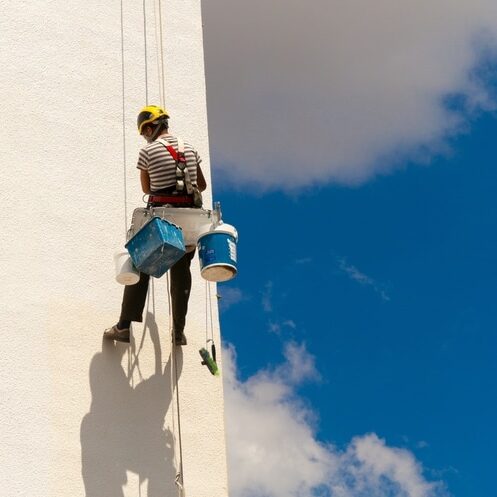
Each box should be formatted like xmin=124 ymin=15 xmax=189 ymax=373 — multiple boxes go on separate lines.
xmin=283 ymin=319 xmax=297 ymax=329
xmin=204 ymin=0 xmax=497 ymax=190
xmin=223 ymin=343 xmax=447 ymax=497
xmin=268 ymin=319 xmax=297 ymax=335
xmin=219 ymin=287 xmax=248 ymax=311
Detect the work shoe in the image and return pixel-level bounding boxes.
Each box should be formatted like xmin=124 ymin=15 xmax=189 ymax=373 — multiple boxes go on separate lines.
xmin=103 ymin=325 xmax=130 ymax=343
xmin=174 ymin=331 xmax=187 ymax=346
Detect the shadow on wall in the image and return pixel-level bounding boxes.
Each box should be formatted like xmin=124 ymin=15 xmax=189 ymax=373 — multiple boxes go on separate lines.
xmin=81 ymin=312 xmax=181 ymax=497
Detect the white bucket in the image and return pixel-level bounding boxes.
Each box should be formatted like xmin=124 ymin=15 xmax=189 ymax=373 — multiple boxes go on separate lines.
xmin=197 ymin=223 xmax=238 ymax=282
xmin=114 ymin=251 xmax=140 ymax=285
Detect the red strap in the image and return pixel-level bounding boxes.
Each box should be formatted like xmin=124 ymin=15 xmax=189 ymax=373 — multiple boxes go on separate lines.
xmin=164 ymin=144 xmax=186 ymax=164
xmin=149 ymin=195 xmax=193 ymax=204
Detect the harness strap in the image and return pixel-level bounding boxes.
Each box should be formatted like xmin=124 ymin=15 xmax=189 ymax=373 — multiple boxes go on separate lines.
xmin=148 ymin=195 xmax=193 ymax=205
xmin=157 ymin=137 xmax=194 ymax=195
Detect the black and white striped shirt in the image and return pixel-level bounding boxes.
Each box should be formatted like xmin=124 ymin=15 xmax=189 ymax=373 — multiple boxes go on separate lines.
xmin=136 ymin=134 xmax=201 ymax=191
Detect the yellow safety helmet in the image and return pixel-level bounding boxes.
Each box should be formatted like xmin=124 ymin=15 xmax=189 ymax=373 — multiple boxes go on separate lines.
xmin=137 ymin=105 xmax=170 ymax=134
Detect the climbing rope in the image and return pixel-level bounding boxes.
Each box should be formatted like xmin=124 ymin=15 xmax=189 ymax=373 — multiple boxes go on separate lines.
xmin=143 ymin=0 xmax=149 ymax=105
xmin=173 ymin=345 xmax=186 ymax=496
xmin=205 ymin=281 xmax=215 ymax=348
xmin=154 ymin=0 xmax=167 ymax=108
xmin=166 ymin=272 xmax=186 ymax=496
xmin=154 ymin=0 xmax=161 ymax=107
xmin=158 ymin=0 xmax=167 ymax=107
xmin=120 ymin=0 xmax=128 ymax=235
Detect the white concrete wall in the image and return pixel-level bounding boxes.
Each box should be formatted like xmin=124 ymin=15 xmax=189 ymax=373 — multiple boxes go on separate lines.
xmin=0 ymin=1 xmax=229 ymax=496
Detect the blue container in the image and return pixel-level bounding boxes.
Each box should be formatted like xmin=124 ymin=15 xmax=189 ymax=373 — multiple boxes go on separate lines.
xmin=126 ymin=217 xmax=185 ymax=278
xmin=198 ymin=224 xmax=238 ymax=282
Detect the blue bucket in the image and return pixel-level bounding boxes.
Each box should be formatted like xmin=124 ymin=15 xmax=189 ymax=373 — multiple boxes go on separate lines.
xmin=198 ymin=224 xmax=238 ymax=282
xmin=126 ymin=217 xmax=185 ymax=278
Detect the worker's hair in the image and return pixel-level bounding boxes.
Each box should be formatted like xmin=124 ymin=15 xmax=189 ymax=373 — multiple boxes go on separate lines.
xmin=147 ymin=116 xmax=169 ymax=140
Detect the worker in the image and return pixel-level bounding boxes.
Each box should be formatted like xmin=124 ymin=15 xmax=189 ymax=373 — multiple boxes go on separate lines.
xmin=104 ymin=105 xmax=207 ymax=346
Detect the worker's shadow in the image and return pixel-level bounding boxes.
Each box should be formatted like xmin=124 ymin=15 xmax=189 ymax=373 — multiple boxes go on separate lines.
xmin=81 ymin=312 xmax=182 ymax=497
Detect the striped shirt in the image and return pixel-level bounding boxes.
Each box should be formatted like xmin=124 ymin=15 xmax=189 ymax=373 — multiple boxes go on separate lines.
xmin=136 ymin=134 xmax=202 ymax=192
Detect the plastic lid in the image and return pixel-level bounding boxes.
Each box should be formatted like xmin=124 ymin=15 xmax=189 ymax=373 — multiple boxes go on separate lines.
xmin=214 ymin=223 xmax=238 ymax=241
xmin=197 ymin=222 xmax=239 ymax=241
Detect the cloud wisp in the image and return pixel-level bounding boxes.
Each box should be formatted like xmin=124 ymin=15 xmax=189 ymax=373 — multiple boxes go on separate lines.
xmin=261 ymin=281 xmax=274 ymax=313
xmin=204 ymin=0 xmax=497 ymax=190
xmin=218 ymin=286 xmax=248 ymax=311
xmin=223 ymin=342 xmax=446 ymax=497
xmin=337 ymin=257 xmax=390 ymax=301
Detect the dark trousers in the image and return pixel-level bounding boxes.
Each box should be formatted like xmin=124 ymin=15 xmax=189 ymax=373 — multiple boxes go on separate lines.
xmin=120 ymin=250 xmax=196 ymax=333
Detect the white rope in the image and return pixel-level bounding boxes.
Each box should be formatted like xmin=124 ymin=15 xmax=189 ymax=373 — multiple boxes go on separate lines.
xmin=205 ymin=281 xmax=215 ymax=347
xmin=208 ymin=282 xmax=215 ymax=345
xmin=120 ymin=0 xmax=128 ymax=235
xmin=205 ymin=281 xmax=209 ymax=345
xmin=158 ymin=0 xmax=167 ymax=107
xmin=173 ymin=348 xmax=185 ymax=496
xmin=143 ymin=0 xmax=149 ymax=105
xmin=167 ymin=273 xmax=185 ymax=496
xmin=154 ymin=1 xmax=161 ymax=107
xmin=153 ymin=0 xmax=166 ymax=108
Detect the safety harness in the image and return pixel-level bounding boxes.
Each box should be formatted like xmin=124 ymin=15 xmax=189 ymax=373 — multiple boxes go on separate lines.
xmin=158 ymin=137 xmax=194 ymax=195
xmin=147 ymin=137 xmax=202 ymax=207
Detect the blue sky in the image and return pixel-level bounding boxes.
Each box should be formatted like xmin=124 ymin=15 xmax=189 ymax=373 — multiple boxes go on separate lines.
xmin=202 ymin=2 xmax=497 ymax=491
xmin=213 ymin=110 xmax=497 ymax=496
